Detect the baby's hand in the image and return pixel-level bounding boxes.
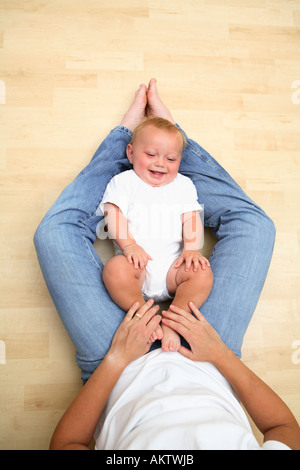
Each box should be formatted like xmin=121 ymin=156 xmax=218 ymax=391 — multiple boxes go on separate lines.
xmin=123 ymin=243 xmax=152 ymax=269
xmin=174 ymin=250 xmax=210 ymax=272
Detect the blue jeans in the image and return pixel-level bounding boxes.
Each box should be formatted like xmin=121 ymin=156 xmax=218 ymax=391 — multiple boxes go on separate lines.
xmin=34 ymin=125 xmax=275 ymax=383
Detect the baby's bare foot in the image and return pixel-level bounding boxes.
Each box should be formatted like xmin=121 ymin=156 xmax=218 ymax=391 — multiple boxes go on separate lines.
xmin=146 ymin=78 xmax=175 ymax=123
xmin=120 ymin=84 xmax=147 ymax=131
xmin=161 ymin=325 xmax=181 ymax=352
xmin=150 ymin=324 xmax=164 ymax=343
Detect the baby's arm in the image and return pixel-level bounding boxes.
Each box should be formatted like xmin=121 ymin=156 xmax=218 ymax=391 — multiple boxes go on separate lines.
xmin=103 ymin=203 xmax=152 ymax=269
xmin=175 ymin=211 xmax=210 ymax=271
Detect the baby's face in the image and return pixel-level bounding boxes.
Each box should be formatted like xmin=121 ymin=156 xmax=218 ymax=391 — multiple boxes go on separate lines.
xmin=126 ymin=126 xmax=182 ymax=187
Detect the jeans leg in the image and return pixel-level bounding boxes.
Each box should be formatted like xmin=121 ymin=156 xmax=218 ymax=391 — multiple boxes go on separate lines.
xmin=178 ymin=129 xmax=276 ymax=357
xmin=34 ymin=126 xmax=132 ymax=382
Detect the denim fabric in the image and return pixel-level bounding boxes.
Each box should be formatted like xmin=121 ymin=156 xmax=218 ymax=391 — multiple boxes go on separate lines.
xmin=34 ymin=125 xmax=275 ymax=383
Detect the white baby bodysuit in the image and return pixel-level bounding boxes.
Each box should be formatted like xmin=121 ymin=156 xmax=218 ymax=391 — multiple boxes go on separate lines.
xmin=99 ymin=169 xmax=202 ymax=301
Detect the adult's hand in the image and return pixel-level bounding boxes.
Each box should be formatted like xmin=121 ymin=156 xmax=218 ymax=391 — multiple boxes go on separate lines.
xmin=107 ymin=299 xmax=161 ymax=368
xmin=162 ymin=302 xmax=227 ymax=364
xmin=50 ymin=299 xmax=161 ymax=450
xmin=163 ymin=302 xmax=300 ymax=450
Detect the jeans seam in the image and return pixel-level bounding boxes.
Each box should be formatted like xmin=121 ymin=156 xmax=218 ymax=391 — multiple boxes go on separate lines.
xmin=80 ymin=219 xmax=102 ymax=270
xmin=175 ymin=124 xmax=229 ymax=178
xmin=185 ymin=141 xmax=234 ymax=183
xmin=113 ymin=125 xmax=133 ymax=136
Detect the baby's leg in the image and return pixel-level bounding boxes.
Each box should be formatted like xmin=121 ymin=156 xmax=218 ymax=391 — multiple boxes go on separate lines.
xmin=102 ymin=255 xmax=145 ymax=311
xmin=103 ymin=255 xmax=163 ymax=342
xmin=162 ymin=260 xmax=214 ymax=352
xmin=168 ymin=261 xmax=214 ymax=311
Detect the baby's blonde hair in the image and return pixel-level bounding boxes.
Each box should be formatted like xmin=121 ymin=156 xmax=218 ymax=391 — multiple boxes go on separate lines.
xmin=129 ymin=117 xmax=187 ymax=153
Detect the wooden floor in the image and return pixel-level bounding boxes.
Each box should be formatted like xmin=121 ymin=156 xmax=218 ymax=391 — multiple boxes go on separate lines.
xmin=1 ymin=0 xmax=300 ymax=450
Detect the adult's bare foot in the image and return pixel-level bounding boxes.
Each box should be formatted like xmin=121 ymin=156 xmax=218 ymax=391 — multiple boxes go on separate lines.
xmin=120 ymin=84 xmax=148 ymax=131
xmin=146 ymin=78 xmax=175 ymax=123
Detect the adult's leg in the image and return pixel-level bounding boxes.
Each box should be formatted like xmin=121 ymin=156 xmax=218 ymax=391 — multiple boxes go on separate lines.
xmin=34 ymin=126 xmax=134 ymax=382
xmin=34 ymin=85 xmax=149 ymax=382
xmin=146 ymin=78 xmax=275 ymax=357
xmin=178 ymin=133 xmax=275 ymax=357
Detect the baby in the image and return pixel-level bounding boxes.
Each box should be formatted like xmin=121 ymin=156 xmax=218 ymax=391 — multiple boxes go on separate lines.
xmin=100 ymin=117 xmax=213 ymax=351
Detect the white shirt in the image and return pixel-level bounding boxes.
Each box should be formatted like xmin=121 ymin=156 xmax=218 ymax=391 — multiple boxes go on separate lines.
xmin=98 ymin=169 xmax=203 ymax=261
xmin=95 ymin=349 xmax=290 ymax=451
